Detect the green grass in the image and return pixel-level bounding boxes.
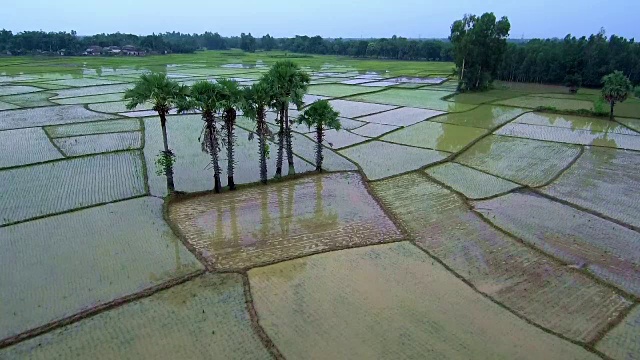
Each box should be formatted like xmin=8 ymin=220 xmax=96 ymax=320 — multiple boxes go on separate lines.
xmin=0 ymin=50 xmax=455 ymax=78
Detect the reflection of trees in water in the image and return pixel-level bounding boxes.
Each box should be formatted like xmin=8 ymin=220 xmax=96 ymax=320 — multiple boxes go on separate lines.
xmin=257 ymin=189 xmax=273 ymax=242
xmin=297 ymin=176 xmax=339 ymax=233
xmin=229 ymin=200 xmax=240 ymax=244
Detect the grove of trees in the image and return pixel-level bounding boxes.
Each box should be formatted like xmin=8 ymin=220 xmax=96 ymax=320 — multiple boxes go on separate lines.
xmin=497 ymin=29 xmax=640 ymax=87
xmin=450 ymin=13 xmax=511 ymax=91
xmin=124 ymin=62 xmax=338 ymax=194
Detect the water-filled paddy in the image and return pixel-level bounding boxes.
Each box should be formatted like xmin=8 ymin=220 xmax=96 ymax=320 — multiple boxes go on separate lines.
xmin=1 ymin=55 xmax=639 ymax=358
xmin=0 ymin=274 xmax=268 ymax=360
xmin=0 ymin=197 xmax=203 ymax=341
xmin=0 ymin=127 xmax=63 ymax=168
xmin=456 ymin=135 xmax=582 ymax=187
xmin=339 ymin=140 xmax=448 ymax=180
xmin=168 ymin=173 xmax=403 ymax=270
xmin=382 ymin=121 xmax=487 ymax=152
xmin=248 ymin=242 xmax=597 ymax=359
xmin=372 ymin=173 xmax=631 ymax=342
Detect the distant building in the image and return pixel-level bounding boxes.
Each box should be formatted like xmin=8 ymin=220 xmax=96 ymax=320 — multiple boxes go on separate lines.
xmin=84 ymin=46 xmax=102 ymax=55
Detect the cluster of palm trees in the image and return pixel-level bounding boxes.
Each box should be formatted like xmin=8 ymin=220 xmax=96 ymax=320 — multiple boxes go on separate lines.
xmin=124 ymin=61 xmax=341 ymax=194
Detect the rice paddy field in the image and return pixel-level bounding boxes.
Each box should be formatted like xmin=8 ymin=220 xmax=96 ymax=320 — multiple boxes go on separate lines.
xmin=1 ymin=50 xmax=639 ymax=359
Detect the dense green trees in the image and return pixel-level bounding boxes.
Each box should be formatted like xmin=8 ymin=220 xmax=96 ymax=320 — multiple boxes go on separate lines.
xmin=497 ymin=31 xmax=640 ymax=87
xmin=240 ymin=33 xmax=257 ymax=53
xmin=601 ymin=71 xmax=633 ymax=119
xmin=298 ymin=100 xmax=341 ymax=172
xmin=124 ymin=73 xmax=189 ymax=193
xmin=450 ymin=13 xmax=511 ymax=91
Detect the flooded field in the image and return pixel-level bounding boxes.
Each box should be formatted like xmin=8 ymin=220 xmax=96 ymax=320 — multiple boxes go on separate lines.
xmin=1 ymin=53 xmax=639 ymax=359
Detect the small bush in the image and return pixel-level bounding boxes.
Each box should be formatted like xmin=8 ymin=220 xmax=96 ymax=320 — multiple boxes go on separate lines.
xmin=634 ymin=86 xmax=640 ymax=98
xmin=593 ymin=98 xmax=608 ymax=116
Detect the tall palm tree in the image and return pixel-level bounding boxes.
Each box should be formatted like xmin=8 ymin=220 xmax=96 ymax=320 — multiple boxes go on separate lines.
xmin=217 ymin=78 xmax=243 ymax=191
xmin=124 ymin=73 xmax=188 ymax=193
xmin=241 ymin=79 xmax=273 ymax=184
xmin=267 ymin=61 xmax=311 ymax=176
xmin=176 ymin=80 xmax=224 ymax=193
xmin=298 ymin=100 xmax=341 ymax=172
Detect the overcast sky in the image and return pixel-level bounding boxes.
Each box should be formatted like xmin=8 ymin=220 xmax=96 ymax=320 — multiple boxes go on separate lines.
xmin=4 ymin=0 xmax=639 ymax=39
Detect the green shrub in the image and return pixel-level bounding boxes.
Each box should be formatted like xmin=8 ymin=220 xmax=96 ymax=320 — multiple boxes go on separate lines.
xmin=634 ymin=86 xmax=640 ymax=98
xmin=593 ymin=98 xmax=608 ymax=116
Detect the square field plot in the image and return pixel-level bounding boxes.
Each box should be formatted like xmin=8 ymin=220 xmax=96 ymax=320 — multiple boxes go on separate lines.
xmin=597 ymin=306 xmax=640 ymax=360
xmin=0 ymin=85 xmax=43 ymax=96
xmin=44 ymin=78 xmax=122 ymax=87
xmin=542 ymin=147 xmax=640 ymax=229
xmin=357 ymin=107 xmax=444 ymax=127
xmin=307 ymin=84 xmax=379 ymax=97
xmin=248 ymin=242 xmax=596 ymax=359
xmin=475 ymin=192 xmax=640 ymax=296
xmin=497 ymin=123 xmax=640 ymax=151
xmin=322 ymin=129 xmax=368 ymax=149
xmin=371 ymin=173 xmax=631 ymax=342
xmin=54 ymin=131 xmax=142 ymax=157
xmin=431 ymin=105 xmax=527 ymax=129
xmin=382 ymin=121 xmax=487 ymax=152
xmin=88 ymin=101 xmax=153 ymax=114
xmin=0 ymin=197 xmax=204 ymax=342
xmin=456 ymin=135 xmax=581 ymax=187
xmin=50 ymin=84 xmax=132 ymax=99
xmin=496 ymin=95 xmax=593 ymax=111
xmin=0 ymin=105 xmax=116 ymax=130
xmin=348 ymin=89 xmax=475 ymax=112
xmin=350 ymin=123 xmax=398 ymax=138
xmin=514 ymin=112 xmax=638 ymax=135
xmin=425 ymin=162 xmax=520 ymax=199
xmin=328 ymin=99 xmax=396 ymax=118
xmin=0 ymin=128 xmax=63 ymax=169
xmin=0 ymin=92 xmax=56 ymax=107
xmin=0 ymin=151 xmax=145 ymax=225
xmin=0 ymin=101 xmax=19 ymax=110
xmin=46 ymin=119 xmax=140 ymax=138
xmin=168 ymin=172 xmax=403 ymax=271
xmin=340 ymin=141 xmax=447 ymax=180
xmin=1 ymin=274 xmax=269 ymax=360
xmin=52 ymin=93 xmax=126 ymax=105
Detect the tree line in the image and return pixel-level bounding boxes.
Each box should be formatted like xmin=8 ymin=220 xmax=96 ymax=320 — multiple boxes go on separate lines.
xmin=0 ymin=29 xmax=456 ymax=60
xmin=124 ymin=61 xmax=340 ymax=193
xmin=496 ymin=29 xmax=640 ymax=87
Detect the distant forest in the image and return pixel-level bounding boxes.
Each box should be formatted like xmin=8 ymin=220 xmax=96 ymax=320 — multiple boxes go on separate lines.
xmin=0 ymin=29 xmax=638 ymax=86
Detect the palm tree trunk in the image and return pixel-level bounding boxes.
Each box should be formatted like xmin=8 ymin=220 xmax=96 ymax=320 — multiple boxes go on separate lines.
xmin=315 ymin=124 xmax=324 ymax=172
xmin=159 ymin=112 xmax=175 ymax=193
xmin=206 ymin=115 xmax=222 ymax=193
xmin=225 ymin=109 xmax=236 ymax=190
xmin=275 ymin=107 xmax=285 ymax=178
xmin=285 ymin=107 xmax=295 ymax=175
xmin=610 ymin=100 xmax=615 ymax=120
xmin=258 ymin=107 xmax=268 ymax=184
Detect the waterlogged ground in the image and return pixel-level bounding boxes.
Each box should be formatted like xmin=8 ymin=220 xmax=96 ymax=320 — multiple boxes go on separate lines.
xmin=1 ymin=52 xmax=640 ymax=359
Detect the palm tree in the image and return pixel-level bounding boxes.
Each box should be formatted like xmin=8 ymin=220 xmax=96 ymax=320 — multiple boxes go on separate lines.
xmin=217 ymin=78 xmax=243 ymax=191
xmin=176 ymin=80 xmax=224 ymax=193
xmin=241 ymin=79 xmax=273 ymax=184
xmin=267 ymin=61 xmax=311 ymax=176
xmin=298 ymin=100 xmax=341 ymax=172
xmin=124 ymin=73 xmax=188 ymax=193
xmin=601 ymin=70 xmax=633 ymax=120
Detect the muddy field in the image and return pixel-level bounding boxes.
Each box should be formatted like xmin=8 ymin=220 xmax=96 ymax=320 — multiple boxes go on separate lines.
xmin=0 ymin=56 xmax=639 ymax=359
